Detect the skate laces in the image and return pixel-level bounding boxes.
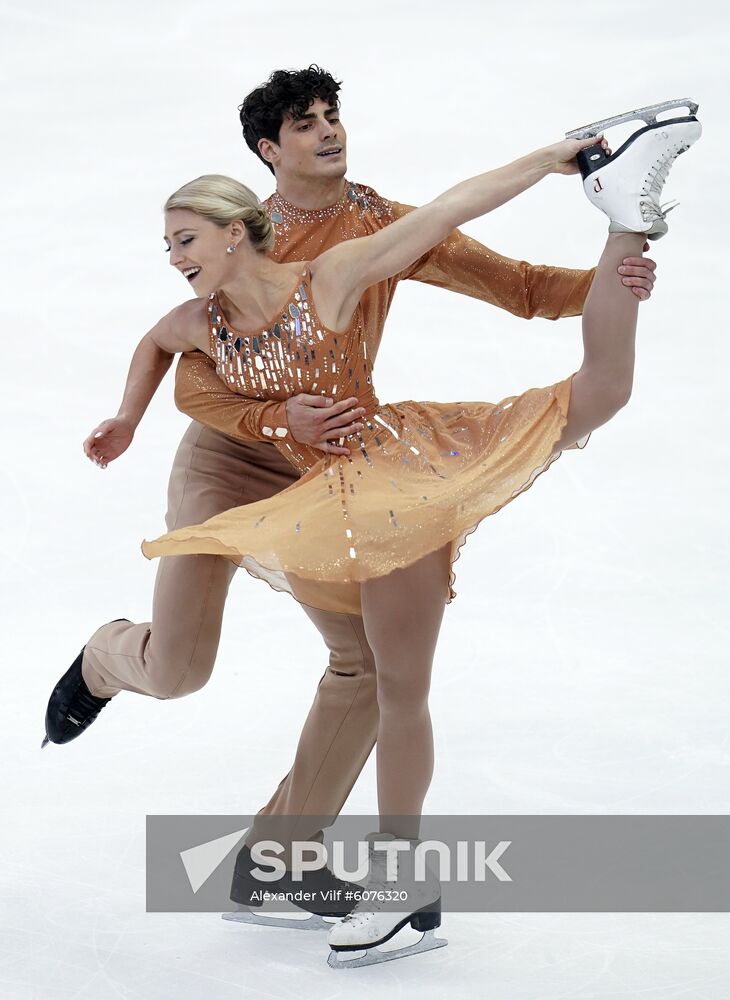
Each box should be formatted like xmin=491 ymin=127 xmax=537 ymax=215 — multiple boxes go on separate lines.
xmin=69 ymin=684 xmax=110 ymax=723
xmin=642 ymin=144 xmax=684 ymax=221
xmin=341 ymin=850 xmax=392 ymax=922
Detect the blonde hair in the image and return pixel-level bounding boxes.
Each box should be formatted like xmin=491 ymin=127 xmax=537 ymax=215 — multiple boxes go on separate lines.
xmin=164 ymin=174 xmax=275 ymax=252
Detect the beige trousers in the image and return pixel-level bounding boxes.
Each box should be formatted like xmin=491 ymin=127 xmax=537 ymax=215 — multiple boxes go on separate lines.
xmin=82 ymin=422 xmax=378 ymax=833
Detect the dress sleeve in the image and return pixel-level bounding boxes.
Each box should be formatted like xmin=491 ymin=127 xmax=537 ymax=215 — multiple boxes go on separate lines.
xmin=389 ymin=200 xmax=596 ymax=320
xmin=174 ymin=351 xmax=290 ymax=443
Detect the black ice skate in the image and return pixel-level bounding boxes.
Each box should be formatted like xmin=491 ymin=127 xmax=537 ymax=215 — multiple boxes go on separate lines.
xmin=222 ymin=843 xmax=363 ymax=932
xmin=565 ymin=98 xmax=701 ymax=240
xmin=41 ymin=620 xmax=128 ymax=747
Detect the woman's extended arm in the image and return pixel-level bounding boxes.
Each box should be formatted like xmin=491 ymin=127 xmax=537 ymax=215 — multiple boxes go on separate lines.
xmin=83 ymin=301 xmax=202 ymax=468
xmin=312 ymin=137 xmax=603 ymax=330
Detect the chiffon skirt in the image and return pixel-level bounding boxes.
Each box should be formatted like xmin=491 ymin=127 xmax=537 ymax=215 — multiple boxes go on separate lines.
xmin=142 ymin=373 xmax=586 ymax=615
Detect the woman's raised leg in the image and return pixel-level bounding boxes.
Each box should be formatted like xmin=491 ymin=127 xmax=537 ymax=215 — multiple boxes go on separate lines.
xmin=553 ymin=232 xmax=647 ymax=453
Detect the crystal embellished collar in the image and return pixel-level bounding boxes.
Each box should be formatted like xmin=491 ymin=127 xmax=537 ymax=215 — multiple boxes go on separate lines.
xmin=267 ymin=181 xmax=365 ymax=225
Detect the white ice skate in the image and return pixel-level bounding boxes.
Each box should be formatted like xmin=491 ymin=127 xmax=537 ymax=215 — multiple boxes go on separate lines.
xmin=327 ymin=833 xmax=448 ymax=969
xmin=566 ymin=98 xmax=701 ymax=240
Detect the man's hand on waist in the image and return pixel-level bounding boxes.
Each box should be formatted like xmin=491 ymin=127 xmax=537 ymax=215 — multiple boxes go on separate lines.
xmin=286 ymin=395 xmax=366 ymax=456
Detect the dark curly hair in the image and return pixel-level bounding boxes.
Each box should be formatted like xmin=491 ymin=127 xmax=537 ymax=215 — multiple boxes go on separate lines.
xmin=239 ymin=65 xmax=342 ymax=175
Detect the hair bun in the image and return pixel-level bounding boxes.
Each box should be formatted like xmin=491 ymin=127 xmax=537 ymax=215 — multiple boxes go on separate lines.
xmin=164 ymin=174 xmax=275 ymax=254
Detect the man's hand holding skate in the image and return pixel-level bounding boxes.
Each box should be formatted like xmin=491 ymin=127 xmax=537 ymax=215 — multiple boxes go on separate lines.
xmin=619 ymin=251 xmax=656 ymax=301
xmin=286 ymin=394 xmax=366 ymax=456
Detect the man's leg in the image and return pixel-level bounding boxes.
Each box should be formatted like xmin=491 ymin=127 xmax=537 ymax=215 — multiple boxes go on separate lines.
xmin=233 ymin=605 xmax=379 ymax=909
xmin=251 ymin=606 xmax=379 ymax=837
xmin=81 ymin=423 xmax=275 ymax=699
xmin=81 ymin=420 xmax=380 ymax=849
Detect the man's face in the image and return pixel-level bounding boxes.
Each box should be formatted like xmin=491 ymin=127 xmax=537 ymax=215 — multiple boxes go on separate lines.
xmin=260 ymin=97 xmax=347 ymax=181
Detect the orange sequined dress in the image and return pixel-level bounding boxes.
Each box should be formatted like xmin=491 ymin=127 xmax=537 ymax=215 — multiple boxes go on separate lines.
xmin=141 ymin=261 xmax=583 ymax=615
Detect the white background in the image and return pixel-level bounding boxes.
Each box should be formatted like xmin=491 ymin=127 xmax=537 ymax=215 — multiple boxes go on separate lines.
xmin=1 ymin=0 xmax=729 ymax=996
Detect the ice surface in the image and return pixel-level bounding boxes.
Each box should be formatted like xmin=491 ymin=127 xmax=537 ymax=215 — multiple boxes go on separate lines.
xmin=2 ymin=0 xmax=729 ymax=996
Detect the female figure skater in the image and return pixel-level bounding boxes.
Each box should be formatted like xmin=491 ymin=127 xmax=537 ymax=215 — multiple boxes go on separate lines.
xmin=56 ymin=111 xmax=701 ymax=963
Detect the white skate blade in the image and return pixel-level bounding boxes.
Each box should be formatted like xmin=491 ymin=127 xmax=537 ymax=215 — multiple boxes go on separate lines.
xmin=222 ymin=908 xmax=335 ymax=931
xmin=566 ymin=98 xmax=699 ymax=139
xmin=327 ymin=927 xmax=448 ymax=969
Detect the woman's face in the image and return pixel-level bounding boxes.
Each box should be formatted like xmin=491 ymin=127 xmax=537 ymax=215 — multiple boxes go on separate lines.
xmin=164 ymin=209 xmax=240 ymax=297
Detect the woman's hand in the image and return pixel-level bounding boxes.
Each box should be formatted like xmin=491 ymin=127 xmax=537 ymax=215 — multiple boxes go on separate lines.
xmin=83 ymin=417 xmax=135 ymax=469
xmin=546 ymin=135 xmax=613 ymax=175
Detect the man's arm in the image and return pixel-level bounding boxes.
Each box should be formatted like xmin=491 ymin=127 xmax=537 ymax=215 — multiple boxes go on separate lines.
xmin=390 ymin=200 xmax=596 ymax=319
xmin=174 ymin=352 xmax=366 ymax=454
xmin=174 ymin=351 xmax=290 ymax=442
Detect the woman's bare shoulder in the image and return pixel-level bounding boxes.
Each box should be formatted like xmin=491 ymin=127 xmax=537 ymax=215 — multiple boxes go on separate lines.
xmin=167 ymin=297 xmax=211 ymax=353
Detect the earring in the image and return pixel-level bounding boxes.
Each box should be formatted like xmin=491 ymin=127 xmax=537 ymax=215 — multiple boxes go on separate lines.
xmin=226 ymin=244 xmax=236 ymax=254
